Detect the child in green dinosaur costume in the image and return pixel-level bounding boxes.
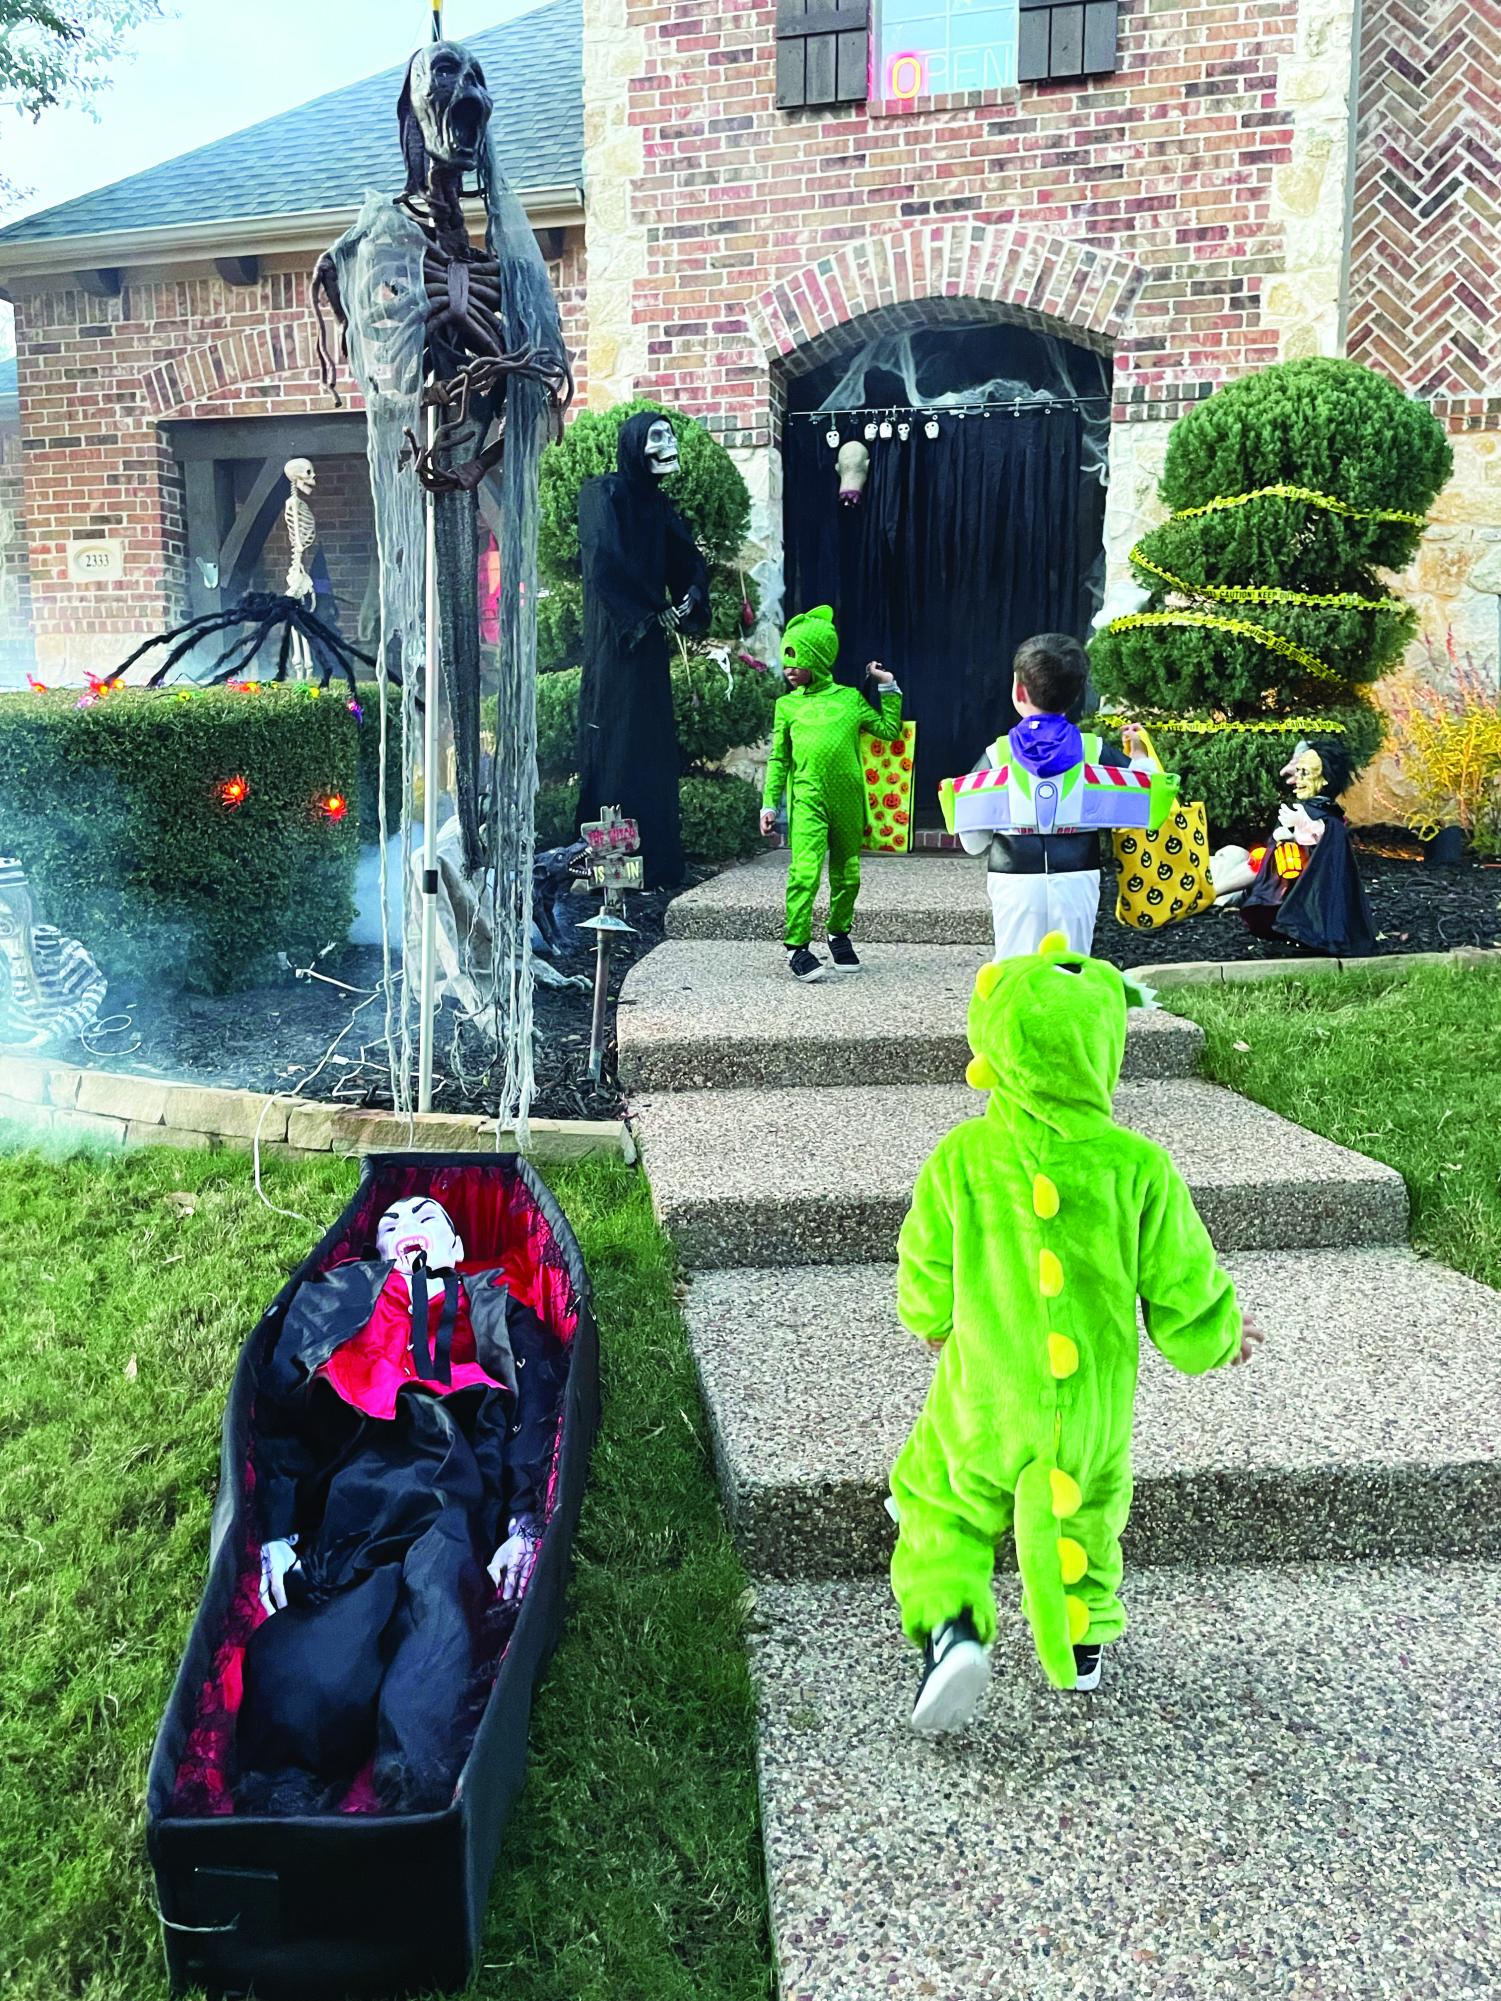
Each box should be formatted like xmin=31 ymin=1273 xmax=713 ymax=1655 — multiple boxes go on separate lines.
xmin=758 ymin=606 xmax=903 ymax=981
xmin=890 ymin=931 xmax=1261 ymax=1731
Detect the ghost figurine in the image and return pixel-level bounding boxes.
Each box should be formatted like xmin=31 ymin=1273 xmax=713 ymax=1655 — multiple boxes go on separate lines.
xmin=837 ymin=439 xmax=871 ymax=508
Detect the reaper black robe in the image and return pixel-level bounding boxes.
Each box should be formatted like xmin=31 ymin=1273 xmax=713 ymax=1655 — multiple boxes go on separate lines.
xmin=237 ymin=1260 xmax=564 ymax=1815
xmin=576 ymin=411 xmax=710 ymax=888
xmin=1241 ymin=798 xmax=1376 ymax=956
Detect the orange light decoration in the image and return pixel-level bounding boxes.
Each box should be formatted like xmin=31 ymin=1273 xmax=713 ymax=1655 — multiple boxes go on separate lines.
xmin=218 ymin=774 xmax=250 ymax=810
xmin=26 ymin=674 xmax=48 ymax=693
xmin=321 ymin=792 xmax=349 ymax=822
xmin=1272 ymin=840 xmax=1305 ymax=881
xmin=1247 ymin=845 xmax=1267 ymax=870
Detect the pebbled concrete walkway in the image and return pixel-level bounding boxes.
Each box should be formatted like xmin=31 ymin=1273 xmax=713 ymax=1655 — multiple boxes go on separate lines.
xmin=627 ymin=851 xmax=1500 ymax=2000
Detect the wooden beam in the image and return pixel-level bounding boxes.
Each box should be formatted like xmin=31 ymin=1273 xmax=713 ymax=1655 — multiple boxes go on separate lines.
xmin=75 ymin=268 xmax=122 ymax=298
xmin=214 ymin=255 xmax=261 ymax=287
xmin=161 ymin=413 xmax=366 ymax=461
xmin=183 ymin=459 xmax=232 ymax=617
xmin=217 ymin=457 xmax=287 ymax=601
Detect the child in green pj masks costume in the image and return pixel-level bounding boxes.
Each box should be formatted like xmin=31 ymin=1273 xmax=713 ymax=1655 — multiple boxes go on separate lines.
xmin=890 ymin=931 xmax=1263 ymax=1732
xmin=759 ymin=606 xmax=903 ymax=981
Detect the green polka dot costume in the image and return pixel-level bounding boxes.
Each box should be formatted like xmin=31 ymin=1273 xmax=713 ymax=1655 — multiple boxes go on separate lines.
xmin=889 ymin=932 xmax=1243 ymax=1687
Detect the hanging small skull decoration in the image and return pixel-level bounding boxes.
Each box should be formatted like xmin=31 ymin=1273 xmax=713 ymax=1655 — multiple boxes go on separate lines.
xmin=925 ymin=416 xmax=940 ymax=439
xmin=863 ymin=420 xmax=877 ymax=441
xmin=879 ymin=419 xmax=893 ymax=440
xmin=825 ymin=425 xmax=841 ymax=449
xmin=283 ymin=457 xmax=317 ymax=496
xmin=897 ymin=419 xmax=911 ymax=442
xmin=643 ymin=417 xmax=680 ymax=480
xmin=837 ymin=439 xmax=871 ymax=508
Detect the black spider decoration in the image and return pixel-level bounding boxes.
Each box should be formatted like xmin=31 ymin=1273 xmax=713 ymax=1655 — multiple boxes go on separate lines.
xmin=112 ymin=592 xmax=375 ymax=694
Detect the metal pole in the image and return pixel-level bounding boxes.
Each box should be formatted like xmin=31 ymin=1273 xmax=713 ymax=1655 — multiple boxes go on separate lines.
xmin=587 ymin=926 xmax=611 ymax=1085
xmin=417 ymin=395 xmax=441 ymax=1113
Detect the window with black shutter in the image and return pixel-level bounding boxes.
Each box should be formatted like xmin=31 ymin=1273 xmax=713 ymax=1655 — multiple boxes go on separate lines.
xmin=1017 ymin=0 xmax=1118 ymax=83
xmin=775 ymin=0 xmax=870 ymax=109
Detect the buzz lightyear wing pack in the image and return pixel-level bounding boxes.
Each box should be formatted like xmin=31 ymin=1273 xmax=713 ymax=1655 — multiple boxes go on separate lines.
xmin=939 ymin=732 xmax=1180 ymax=839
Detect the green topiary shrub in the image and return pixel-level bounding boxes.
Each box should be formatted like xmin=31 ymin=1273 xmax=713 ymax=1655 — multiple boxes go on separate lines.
xmin=0 ymin=686 xmax=359 ymax=992
xmin=534 ymin=778 xmax=578 ymax=851
xmin=536 ymin=398 xmax=755 ymax=671
xmin=351 ymin=683 xmax=405 ymax=844
xmin=678 ymin=773 xmax=762 ymax=864
xmin=535 ymin=668 xmax=582 ymax=786
xmin=1090 ymin=359 xmax=1452 ymax=834
xmin=525 ymin=654 xmax=778 ymax=791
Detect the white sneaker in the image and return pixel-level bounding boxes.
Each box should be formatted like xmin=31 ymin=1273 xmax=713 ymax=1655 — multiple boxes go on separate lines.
xmin=911 ymin=1612 xmax=990 ymax=1733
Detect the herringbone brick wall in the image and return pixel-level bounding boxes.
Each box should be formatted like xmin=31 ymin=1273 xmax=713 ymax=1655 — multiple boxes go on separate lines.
xmin=1348 ymin=0 xmax=1501 ymax=418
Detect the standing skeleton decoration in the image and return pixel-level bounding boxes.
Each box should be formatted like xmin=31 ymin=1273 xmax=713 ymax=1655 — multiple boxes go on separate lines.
xmin=112 ymin=454 xmax=373 ymax=692
xmin=282 ymin=457 xmax=319 ymax=680
xmin=310 ymin=36 xmax=572 ymax=1128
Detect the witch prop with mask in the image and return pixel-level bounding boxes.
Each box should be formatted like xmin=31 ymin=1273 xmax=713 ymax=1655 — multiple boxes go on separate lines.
xmin=236 ymin=1193 xmax=566 ymax=1817
xmin=576 ymin=412 xmax=710 ymax=889
xmin=1232 ymin=739 xmax=1376 ymax=955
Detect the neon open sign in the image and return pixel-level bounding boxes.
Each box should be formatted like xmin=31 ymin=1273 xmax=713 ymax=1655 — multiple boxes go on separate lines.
xmin=887 ymin=51 xmax=925 ymax=97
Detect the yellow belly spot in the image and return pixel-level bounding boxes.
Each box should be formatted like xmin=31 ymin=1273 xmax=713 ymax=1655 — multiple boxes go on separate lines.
xmin=1032 ymin=1172 xmax=1060 ymax=1220
xmin=1047 ymin=1332 xmax=1079 ymax=1378
xmin=1057 ymin=1537 xmax=1088 ymax=1585
xmin=1039 ymin=1249 xmax=1064 ymax=1297
xmin=1049 ymin=1468 xmax=1082 ymax=1518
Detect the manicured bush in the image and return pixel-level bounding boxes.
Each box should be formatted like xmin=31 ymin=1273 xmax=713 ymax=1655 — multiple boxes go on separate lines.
xmin=679 ymin=773 xmax=763 ymax=864
xmin=350 ymin=682 xmax=405 ymax=844
xmin=534 ymin=778 xmax=579 ymax=852
xmin=528 ymin=657 xmax=777 ymax=790
xmin=1090 ymin=359 xmax=1453 ymax=833
xmin=0 ymin=686 xmax=359 ymax=991
xmin=536 ymin=398 xmax=755 ymax=671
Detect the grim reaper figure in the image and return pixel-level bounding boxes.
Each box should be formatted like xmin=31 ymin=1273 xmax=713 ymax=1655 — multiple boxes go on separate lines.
xmin=311 ymin=37 xmax=572 ymax=1114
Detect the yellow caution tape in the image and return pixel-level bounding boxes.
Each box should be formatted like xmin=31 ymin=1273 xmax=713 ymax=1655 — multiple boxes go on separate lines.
xmin=1169 ymin=483 xmax=1428 ymax=529
xmin=1106 ymin=610 xmax=1348 ymax=688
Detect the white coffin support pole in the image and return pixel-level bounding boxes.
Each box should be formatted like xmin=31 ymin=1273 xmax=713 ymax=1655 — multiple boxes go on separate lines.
xmin=417 ymin=394 xmax=441 ymax=1113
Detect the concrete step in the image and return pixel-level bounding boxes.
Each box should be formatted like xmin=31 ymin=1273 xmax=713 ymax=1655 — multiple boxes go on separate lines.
xmin=666 ymin=850 xmax=990 ymax=946
xmin=617 ymin=939 xmax=1203 ymax=1092
xmin=635 ymin=1076 xmax=1408 ymax=1270
xmin=751 ymin=1562 xmax=1501 ymax=2000
xmin=687 ymin=1248 xmax=1501 ymax=1576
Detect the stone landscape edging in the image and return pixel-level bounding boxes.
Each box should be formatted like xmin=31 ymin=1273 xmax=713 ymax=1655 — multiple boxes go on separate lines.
xmin=1129 ymin=944 xmax=1501 ymax=990
xmin=0 ymin=1053 xmax=635 ymax=1164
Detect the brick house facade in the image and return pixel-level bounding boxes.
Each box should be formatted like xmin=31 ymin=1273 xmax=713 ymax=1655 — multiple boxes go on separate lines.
xmin=1 ymin=0 xmax=1498 ymax=811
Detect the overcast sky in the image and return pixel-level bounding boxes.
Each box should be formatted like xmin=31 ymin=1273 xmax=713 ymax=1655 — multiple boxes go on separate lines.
xmin=3 ymin=0 xmax=534 ymax=224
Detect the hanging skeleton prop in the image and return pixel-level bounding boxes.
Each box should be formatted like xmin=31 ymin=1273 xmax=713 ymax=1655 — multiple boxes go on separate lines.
xmin=113 ymin=460 xmax=373 ymax=694
xmin=309 ymin=36 xmax=572 ymax=1123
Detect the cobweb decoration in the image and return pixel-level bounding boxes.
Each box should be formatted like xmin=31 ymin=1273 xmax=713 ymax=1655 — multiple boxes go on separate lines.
xmin=811 ymin=325 xmax=1112 ymax=485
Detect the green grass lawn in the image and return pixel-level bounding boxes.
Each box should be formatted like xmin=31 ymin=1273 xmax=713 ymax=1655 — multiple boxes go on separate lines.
xmin=1169 ymin=961 xmax=1501 ymax=1288
xmin=0 ymin=1139 xmax=772 ymax=2001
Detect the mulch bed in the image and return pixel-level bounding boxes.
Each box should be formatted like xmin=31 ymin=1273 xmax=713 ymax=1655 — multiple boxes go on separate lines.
xmin=72 ymin=871 xmax=708 ymax=1124
xmin=49 ymin=840 xmax=1501 ymax=1117
xmin=1091 ymin=832 xmax=1501 ymax=969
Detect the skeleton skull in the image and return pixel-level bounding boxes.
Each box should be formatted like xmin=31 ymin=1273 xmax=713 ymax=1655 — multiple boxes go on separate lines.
xmin=283 ymin=458 xmax=316 ymax=496
xmin=836 ymin=440 xmax=870 ymax=507
xmin=403 ymin=40 xmax=493 ymax=175
xmin=644 ymin=418 xmax=680 ymax=480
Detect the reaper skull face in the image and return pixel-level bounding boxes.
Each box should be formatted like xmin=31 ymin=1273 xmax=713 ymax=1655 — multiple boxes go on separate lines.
xmin=836 ymin=440 xmax=870 ymax=507
xmin=402 ymin=40 xmax=493 ymax=176
xmin=283 ymin=458 xmax=316 ymax=496
xmin=643 ymin=418 xmax=680 ymax=480
xmin=376 ymin=1196 xmax=466 ymax=1277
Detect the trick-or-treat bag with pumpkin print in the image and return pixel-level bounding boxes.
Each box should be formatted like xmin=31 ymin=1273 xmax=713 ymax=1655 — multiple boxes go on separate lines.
xmin=864 ymin=723 xmax=917 ymax=853
xmin=1112 ymin=727 xmax=1215 ymax=930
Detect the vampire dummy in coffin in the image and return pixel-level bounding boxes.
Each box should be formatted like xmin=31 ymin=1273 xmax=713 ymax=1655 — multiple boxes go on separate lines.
xmin=236 ymin=1193 xmax=566 ymax=1816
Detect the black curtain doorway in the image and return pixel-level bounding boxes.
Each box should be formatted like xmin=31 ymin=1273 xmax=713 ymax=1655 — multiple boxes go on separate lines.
xmin=782 ymin=405 xmax=1085 ymax=802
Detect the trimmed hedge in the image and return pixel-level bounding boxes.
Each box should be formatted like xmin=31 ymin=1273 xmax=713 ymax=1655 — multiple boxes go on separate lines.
xmin=528 ymin=657 xmax=777 ymax=789
xmin=0 ymin=687 xmax=360 ymax=992
xmin=680 ymin=773 xmax=763 ymax=864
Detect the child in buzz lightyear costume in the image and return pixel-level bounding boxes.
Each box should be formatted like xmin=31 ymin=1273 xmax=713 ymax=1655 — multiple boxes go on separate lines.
xmin=759 ymin=606 xmax=903 ymax=982
xmin=890 ymin=933 xmax=1262 ymax=1733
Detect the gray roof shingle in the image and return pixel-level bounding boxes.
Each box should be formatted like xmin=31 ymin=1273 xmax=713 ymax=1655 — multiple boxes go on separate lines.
xmin=0 ymin=0 xmax=582 ymax=248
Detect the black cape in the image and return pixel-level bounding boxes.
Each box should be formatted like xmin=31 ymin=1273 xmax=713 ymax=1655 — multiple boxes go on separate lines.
xmin=238 ymin=1260 xmax=564 ymax=1814
xmin=576 ymin=410 xmax=709 ymax=888
xmin=1242 ymin=799 xmax=1376 ymax=956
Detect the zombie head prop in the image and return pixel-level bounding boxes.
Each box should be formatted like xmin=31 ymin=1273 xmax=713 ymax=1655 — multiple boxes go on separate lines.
xmin=836 ymin=439 xmax=870 ymax=507
xmin=376 ymin=1194 xmax=466 ymax=1278
xmin=398 ymin=40 xmax=493 ymax=188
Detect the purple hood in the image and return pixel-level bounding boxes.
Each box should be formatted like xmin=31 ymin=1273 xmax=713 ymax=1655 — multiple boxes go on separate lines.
xmin=1008 ymin=714 xmax=1083 ymax=777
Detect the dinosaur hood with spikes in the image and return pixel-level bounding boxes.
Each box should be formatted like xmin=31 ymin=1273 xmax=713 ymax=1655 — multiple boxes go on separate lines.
xmin=964 ymin=933 xmax=1155 ymax=1137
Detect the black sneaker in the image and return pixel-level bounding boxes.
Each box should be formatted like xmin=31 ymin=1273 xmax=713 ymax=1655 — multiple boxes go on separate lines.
xmin=827 ymin=932 xmax=861 ymax=971
xmin=787 ymin=947 xmax=824 ymax=982
xmin=1072 ymin=1643 xmax=1103 ymax=1692
xmin=911 ymin=1611 xmax=990 ymax=1734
